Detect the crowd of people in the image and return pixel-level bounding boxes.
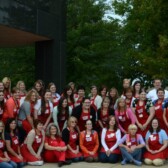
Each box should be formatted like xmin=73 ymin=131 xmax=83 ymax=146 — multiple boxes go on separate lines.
xmin=0 ymin=77 xmax=168 ymax=167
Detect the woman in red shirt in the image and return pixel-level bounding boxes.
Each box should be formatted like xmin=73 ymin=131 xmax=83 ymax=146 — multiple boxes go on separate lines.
xmin=3 ymin=87 xmax=20 ymax=123
xmin=44 ymin=123 xmax=71 ymax=167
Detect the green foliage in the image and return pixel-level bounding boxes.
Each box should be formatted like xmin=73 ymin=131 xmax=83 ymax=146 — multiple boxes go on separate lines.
xmin=67 ymin=0 xmax=127 ymax=91
xmin=112 ymin=0 xmax=168 ymax=87
xmin=0 ymin=46 xmax=35 ymax=89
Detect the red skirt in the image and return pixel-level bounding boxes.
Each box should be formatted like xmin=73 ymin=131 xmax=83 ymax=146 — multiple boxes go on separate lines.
xmin=21 ymin=144 xmax=41 ymax=162
xmin=143 ymin=149 xmax=167 ymax=160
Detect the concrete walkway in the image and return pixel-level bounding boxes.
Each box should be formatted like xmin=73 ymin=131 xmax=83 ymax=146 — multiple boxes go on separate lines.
xmin=25 ymin=161 xmax=168 ymax=168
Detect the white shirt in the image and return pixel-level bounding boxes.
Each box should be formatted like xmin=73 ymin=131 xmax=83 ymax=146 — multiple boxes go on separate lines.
xmin=101 ymin=128 xmax=121 ymax=152
xmin=147 ymin=89 xmax=168 ymax=101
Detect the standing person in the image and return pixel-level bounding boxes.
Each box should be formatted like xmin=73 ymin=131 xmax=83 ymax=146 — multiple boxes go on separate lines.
xmin=99 ymin=85 xmax=108 ymax=100
xmin=5 ymin=118 xmax=25 ymax=168
xmin=3 ymin=87 xmax=20 ymax=123
xmin=0 ymin=91 xmax=6 ymax=120
xmin=20 ymin=119 xmax=45 ymax=166
xmin=119 ymin=124 xmax=145 ymax=166
xmin=144 ymin=118 xmax=168 ymax=166
xmin=132 ymin=81 xmax=142 ymax=99
xmin=97 ymin=97 xmax=114 ymax=131
xmin=163 ymin=101 xmax=168 ymax=134
xmin=34 ymin=90 xmax=53 ymax=130
xmin=74 ymin=85 xmax=85 ymax=107
xmin=2 ymin=77 xmax=11 ymax=99
xmin=153 ymin=88 xmax=168 ymax=131
xmin=0 ymin=121 xmax=17 ymax=168
xmin=53 ymin=97 xmax=72 ymax=134
xmin=132 ymin=89 xmax=155 ymax=138
xmin=16 ymin=81 xmax=27 ymax=99
xmin=80 ymin=120 xmax=99 ymax=162
xmin=62 ymin=85 xmax=74 ymax=109
xmin=108 ymin=87 xmax=119 ymax=111
xmin=62 ymin=117 xmax=83 ymax=162
xmin=123 ymin=87 xmax=135 ymax=108
xmin=48 ymin=82 xmax=60 ymax=107
xmin=72 ymin=97 xmax=96 ymax=132
xmin=33 ymin=80 xmax=45 ymax=98
xmin=18 ymin=89 xmax=39 ymax=138
xmin=122 ymin=78 xmax=131 ymax=91
xmin=44 ymin=123 xmax=71 ymax=167
xmin=115 ymin=98 xmax=136 ymax=134
xmin=99 ymin=115 xmax=121 ymax=163
xmin=147 ymin=79 xmax=168 ymax=101
xmin=90 ymin=85 xmax=102 ymax=112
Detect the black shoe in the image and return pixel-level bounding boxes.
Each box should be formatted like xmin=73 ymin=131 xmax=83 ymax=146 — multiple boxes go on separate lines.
xmin=64 ymin=160 xmax=72 ymax=165
xmin=58 ymin=161 xmax=64 ymax=167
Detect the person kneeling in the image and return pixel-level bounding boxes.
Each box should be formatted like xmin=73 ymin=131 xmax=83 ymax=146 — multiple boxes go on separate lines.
xmin=119 ymin=124 xmax=145 ymax=166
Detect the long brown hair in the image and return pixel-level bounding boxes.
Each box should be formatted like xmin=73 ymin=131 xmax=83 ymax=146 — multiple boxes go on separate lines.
xmin=107 ymin=115 xmax=118 ymax=131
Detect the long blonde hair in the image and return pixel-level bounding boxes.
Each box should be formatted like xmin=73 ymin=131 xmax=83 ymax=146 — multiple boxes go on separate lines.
xmin=116 ymin=97 xmax=127 ymax=111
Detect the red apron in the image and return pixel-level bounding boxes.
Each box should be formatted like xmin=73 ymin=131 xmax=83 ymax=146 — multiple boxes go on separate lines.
xmin=38 ymin=102 xmax=51 ymax=124
xmin=4 ymin=91 xmax=11 ymax=99
xmin=83 ymin=132 xmax=98 ymax=158
xmin=118 ymin=110 xmax=131 ymax=133
xmin=154 ymin=100 xmax=166 ymax=130
xmin=144 ymin=134 xmax=167 ymax=160
xmin=21 ymin=132 xmax=43 ymax=162
xmin=125 ymin=97 xmax=133 ymax=108
xmin=135 ymin=101 xmax=149 ymax=138
xmin=0 ymin=139 xmax=5 ymax=162
xmin=68 ymin=101 xmax=74 ymax=109
xmin=75 ymin=98 xmax=82 ymax=107
xmin=52 ymin=96 xmax=59 ymax=107
xmin=100 ymin=110 xmax=109 ymax=128
xmin=79 ymin=111 xmax=91 ymax=131
xmin=8 ymin=134 xmax=23 ymax=163
xmin=100 ymin=130 xmax=120 ymax=154
xmin=126 ymin=134 xmax=138 ymax=148
xmin=66 ymin=130 xmax=82 ymax=159
xmin=90 ymin=96 xmax=97 ymax=111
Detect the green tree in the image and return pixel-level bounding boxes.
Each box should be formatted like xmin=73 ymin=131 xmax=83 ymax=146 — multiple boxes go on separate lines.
xmin=112 ymin=0 xmax=168 ymax=86
xmin=67 ymin=0 xmax=127 ymax=91
xmin=0 ymin=46 xmax=35 ymax=89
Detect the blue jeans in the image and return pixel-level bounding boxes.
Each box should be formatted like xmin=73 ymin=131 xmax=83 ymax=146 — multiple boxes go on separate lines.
xmin=99 ymin=152 xmax=120 ymax=163
xmin=0 ymin=161 xmax=17 ymax=168
xmin=120 ymin=147 xmax=142 ymax=161
xmin=16 ymin=162 xmax=26 ymax=168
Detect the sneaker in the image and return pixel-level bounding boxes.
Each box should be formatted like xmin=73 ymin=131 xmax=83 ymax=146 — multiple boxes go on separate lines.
xmin=58 ymin=161 xmax=64 ymax=167
xmin=121 ymin=159 xmax=127 ymax=165
xmin=133 ymin=160 xmax=142 ymax=166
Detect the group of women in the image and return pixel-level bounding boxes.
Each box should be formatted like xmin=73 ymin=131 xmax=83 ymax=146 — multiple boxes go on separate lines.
xmin=0 ymin=77 xmax=168 ymax=167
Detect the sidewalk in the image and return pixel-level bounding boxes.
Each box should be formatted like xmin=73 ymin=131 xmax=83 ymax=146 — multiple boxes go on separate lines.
xmin=26 ymin=161 xmax=168 ymax=168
